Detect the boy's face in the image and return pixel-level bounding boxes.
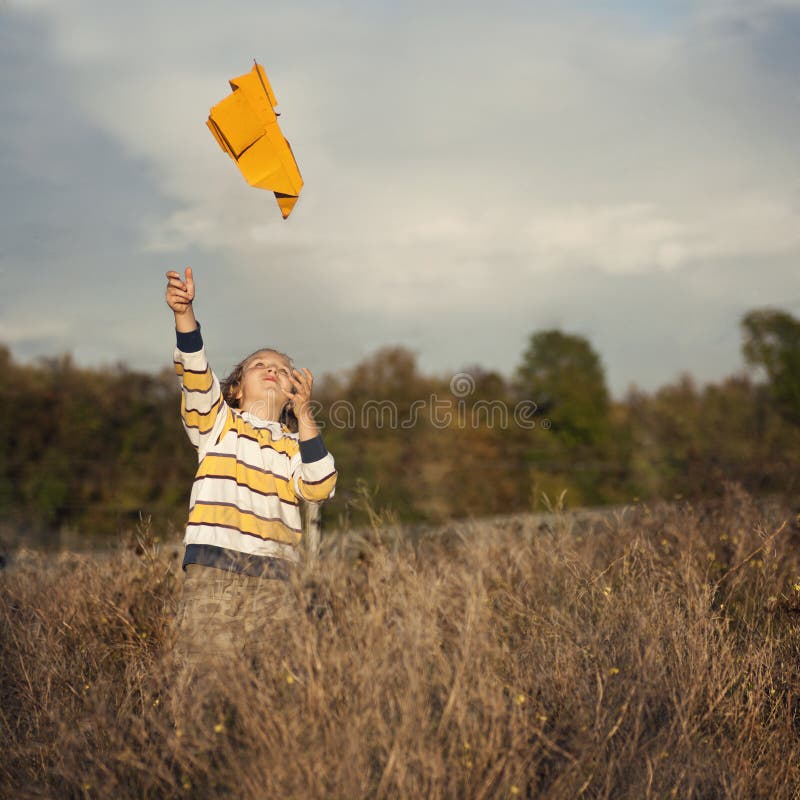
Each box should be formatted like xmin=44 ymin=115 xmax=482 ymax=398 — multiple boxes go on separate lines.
xmin=237 ymin=350 xmax=294 ymax=407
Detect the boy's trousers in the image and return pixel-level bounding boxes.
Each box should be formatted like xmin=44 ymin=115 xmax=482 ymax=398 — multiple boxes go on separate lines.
xmin=172 ymin=563 xmax=295 ymax=706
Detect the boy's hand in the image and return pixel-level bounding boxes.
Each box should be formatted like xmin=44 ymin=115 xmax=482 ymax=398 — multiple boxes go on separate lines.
xmin=283 ymin=368 xmax=319 ymax=439
xmin=165 ymin=268 xmax=195 ymax=314
xmin=284 ymin=368 xmax=314 ymax=417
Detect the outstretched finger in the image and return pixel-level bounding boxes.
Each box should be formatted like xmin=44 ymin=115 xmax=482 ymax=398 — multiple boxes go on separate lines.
xmin=293 ymin=367 xmax=313 ymax=386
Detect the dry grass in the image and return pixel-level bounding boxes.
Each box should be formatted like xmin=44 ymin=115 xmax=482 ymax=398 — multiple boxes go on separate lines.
xmin=3 ymin=485 xmax=800 ymax=799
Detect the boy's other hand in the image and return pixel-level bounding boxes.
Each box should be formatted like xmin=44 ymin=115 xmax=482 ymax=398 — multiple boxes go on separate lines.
xmin=284 ymin=368 xmax=319 ymax=439
xmin=165 ymin=267 xmax=195 ymax=314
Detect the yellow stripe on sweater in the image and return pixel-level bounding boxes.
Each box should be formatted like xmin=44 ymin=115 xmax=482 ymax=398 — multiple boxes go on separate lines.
xmin=197 ymin=454 xmax=298 ymax=505
xmin=298 ymin=471 xmax=338 ymax=502
xmin=230 ymin=414 xmax=297 ymax=456
xmin=215 ymin=409 xmax=236 ymax=443
xmin=182 ymin=396 xmax=223 ymax=433
xmin=182 ymin=370 xmax=214 ymax=392
xmin=174 ymin=362 xmax=213 ymax=390
xmin=188 ymin=501 xmax=302 ymax=545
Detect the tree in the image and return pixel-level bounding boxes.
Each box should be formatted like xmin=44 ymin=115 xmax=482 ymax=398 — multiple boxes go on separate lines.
xmin=515 ymin=329 xmax=610 ymax=447
xmin=741 ymin=308 xmax=800 ymax=426
xmin=512 ymin=329 xmax=616 ymax=506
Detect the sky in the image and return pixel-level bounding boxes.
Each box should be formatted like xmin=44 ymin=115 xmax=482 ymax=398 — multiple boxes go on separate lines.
xmin=1 ymin=0 xmax=798 ymax=397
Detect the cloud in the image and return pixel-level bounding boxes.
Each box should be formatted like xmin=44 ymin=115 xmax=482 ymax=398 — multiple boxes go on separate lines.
xmin=2 ymin=0 xmax=798 ymax=392
xmin=22 ymin=3 xmax=799 ymax=244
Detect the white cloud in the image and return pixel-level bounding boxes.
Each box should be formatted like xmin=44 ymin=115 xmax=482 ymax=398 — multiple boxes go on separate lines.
xmin=21 ymin=1 xmax=797 ymax=267
xmin=0 ymin=315 xmax=70 ymax=345
xmin=4 ymin=0 xmax=799 ymax=390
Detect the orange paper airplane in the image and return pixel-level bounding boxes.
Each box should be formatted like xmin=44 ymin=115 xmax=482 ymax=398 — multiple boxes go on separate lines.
xmin=207 ymin=62 xmax=303 ymax=219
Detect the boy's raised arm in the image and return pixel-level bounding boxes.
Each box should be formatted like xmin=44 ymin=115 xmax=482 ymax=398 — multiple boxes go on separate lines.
xmin=167 ymin=266 xmax=227 ymax=457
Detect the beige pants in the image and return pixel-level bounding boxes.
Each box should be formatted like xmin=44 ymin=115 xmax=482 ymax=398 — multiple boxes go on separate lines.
xmin=173 ymin=563 xmax=294 ymax=697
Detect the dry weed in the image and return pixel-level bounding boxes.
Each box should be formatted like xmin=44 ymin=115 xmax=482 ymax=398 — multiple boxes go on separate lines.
xmin=2 ymin=485 xmax=800 ymax=798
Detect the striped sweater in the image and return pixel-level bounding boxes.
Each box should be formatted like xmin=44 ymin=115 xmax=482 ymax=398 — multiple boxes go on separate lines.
xmin=174 ymin=328 xmax=337 ymax=575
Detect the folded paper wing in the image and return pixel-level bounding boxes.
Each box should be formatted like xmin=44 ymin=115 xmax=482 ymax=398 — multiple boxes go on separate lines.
xmin=207 ymin=63 xmax=303 ymax=219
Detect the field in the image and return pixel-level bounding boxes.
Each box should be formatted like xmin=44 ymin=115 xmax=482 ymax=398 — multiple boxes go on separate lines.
xmin=2 ymin=485 xmax=800 ymax=799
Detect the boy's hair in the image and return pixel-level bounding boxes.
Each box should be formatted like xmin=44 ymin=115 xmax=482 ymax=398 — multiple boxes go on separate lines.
xmin=220 ymin=348 xmax=299 ymax=433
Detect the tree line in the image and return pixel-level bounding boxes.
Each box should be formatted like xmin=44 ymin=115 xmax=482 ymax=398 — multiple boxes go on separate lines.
xmin=1 ymin=308 xmax=798 ymax=547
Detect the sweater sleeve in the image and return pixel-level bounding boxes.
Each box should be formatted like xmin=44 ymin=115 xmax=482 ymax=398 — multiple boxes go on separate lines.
xmin=290 ymin=435 xmax=338 ymax=503
xmin=173 ymin=327 xmax=229 ymax=459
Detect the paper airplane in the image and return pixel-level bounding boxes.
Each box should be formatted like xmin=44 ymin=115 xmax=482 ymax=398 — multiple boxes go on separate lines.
xmin=207 ymin=62 xmax=303 ymax=219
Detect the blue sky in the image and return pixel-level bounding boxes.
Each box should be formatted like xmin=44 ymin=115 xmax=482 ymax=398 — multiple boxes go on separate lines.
xmin=1 ymin=0 xmax=798 ymax=396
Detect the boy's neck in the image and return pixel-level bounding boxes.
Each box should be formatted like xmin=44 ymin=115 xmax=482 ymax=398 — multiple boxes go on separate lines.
xmin=241 ymin=399 xmax=283 ymax=421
